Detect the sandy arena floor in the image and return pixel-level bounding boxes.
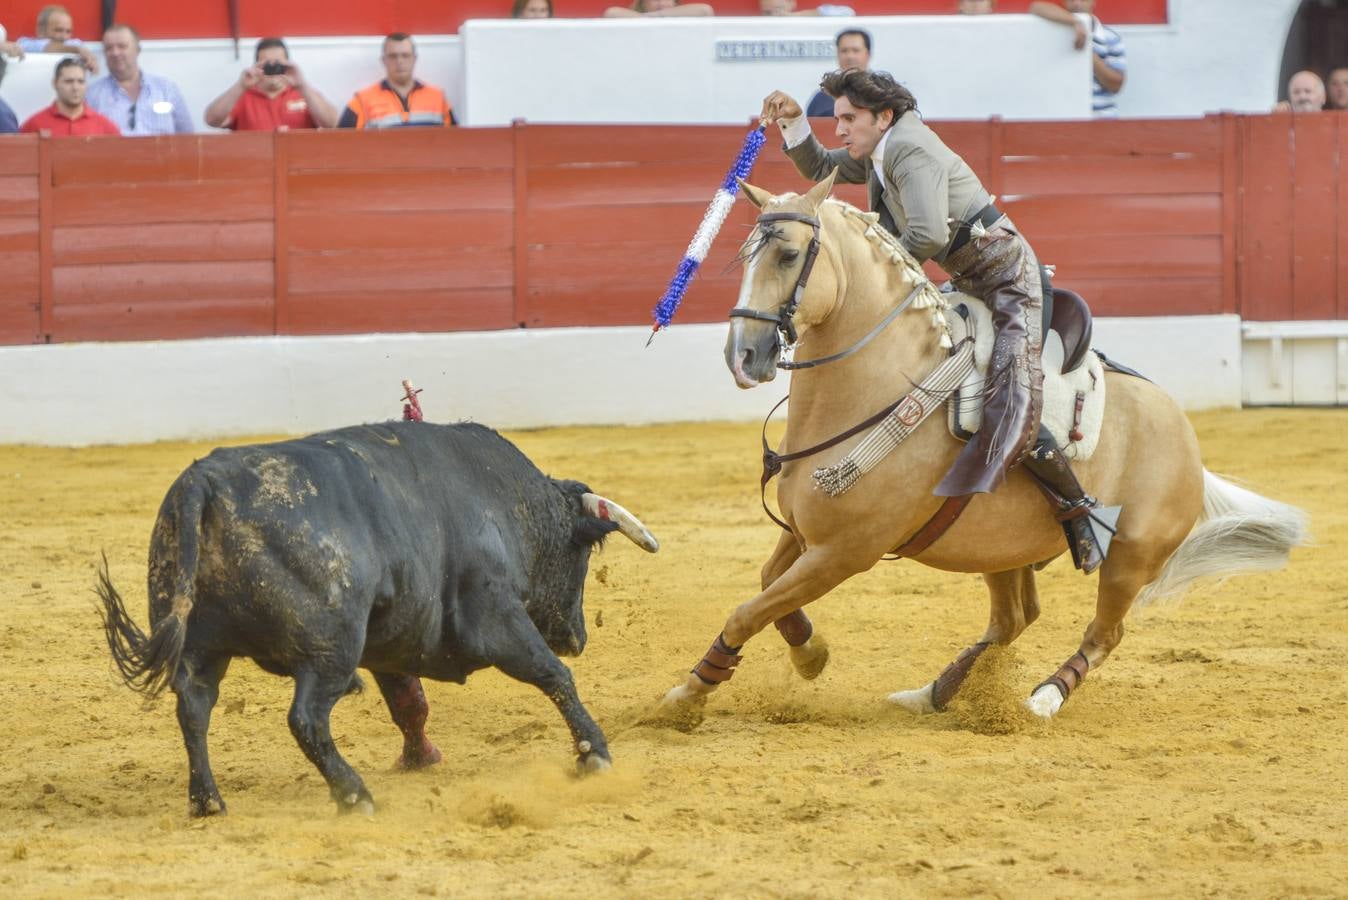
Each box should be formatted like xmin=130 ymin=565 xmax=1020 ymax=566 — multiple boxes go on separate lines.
xmin=0 ymin=408 xmax=1344 ymax=898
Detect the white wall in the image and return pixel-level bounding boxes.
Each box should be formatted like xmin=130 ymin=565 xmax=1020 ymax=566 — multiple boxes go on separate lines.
xmin=461 ymin=15 xmax=1091 ymax=125
xmin=1114 ymin=0 xmax=1301 ymax=117
xmin=0 ymin=0 xmax=1308 ymax=128
xmin=0 ymin=316 xmax=1241 ymax=446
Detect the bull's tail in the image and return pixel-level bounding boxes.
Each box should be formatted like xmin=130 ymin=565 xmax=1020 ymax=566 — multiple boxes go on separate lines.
xmin=1134 ymin=469 xmax=1310 ymax=608
xmin=97 ymin=474 xmax=208 ymax=699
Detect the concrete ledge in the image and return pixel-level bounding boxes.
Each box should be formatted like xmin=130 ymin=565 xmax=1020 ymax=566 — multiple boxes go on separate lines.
xmin=0 ymin=315 xmax=1242 ymax=446
xmin=1242 ymin=321 xmax=1348 ymax=405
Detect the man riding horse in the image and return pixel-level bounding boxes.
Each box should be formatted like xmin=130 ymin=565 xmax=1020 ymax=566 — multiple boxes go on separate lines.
xmin=761 ymin=68 xmax=1115 ymax=572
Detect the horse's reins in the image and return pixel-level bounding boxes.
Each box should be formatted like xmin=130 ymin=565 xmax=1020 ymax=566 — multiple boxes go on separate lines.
xmin=731 ymin=208 xmax=973 ymax=558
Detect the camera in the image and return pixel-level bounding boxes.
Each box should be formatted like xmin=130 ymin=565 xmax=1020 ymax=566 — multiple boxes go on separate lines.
xmin=260 ymin=61 xmax=290 ymax=76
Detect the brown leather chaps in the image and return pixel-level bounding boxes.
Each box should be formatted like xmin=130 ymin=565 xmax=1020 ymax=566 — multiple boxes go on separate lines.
xmin=935 ymin=215 xmax=1045 ymax=497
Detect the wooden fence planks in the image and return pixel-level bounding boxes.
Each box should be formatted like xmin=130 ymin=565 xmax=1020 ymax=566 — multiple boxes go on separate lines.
xmin=3 ymin=115 xmax=1344 ymax=346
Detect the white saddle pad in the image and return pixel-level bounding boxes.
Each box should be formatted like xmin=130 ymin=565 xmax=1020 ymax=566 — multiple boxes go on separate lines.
xmin=942 ymin=296 xmax=1106 ymax=461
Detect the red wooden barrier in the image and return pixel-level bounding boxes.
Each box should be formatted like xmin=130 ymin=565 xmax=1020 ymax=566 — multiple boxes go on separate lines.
xmin=2 ymin=113 xmax=1343 ymax=347
xmin=0 ymin=141 xmax=40 ymax=344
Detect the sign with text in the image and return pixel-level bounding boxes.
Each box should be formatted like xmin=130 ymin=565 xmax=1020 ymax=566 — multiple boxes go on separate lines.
xmin=715 ymin=40 xmax=836 ymax=62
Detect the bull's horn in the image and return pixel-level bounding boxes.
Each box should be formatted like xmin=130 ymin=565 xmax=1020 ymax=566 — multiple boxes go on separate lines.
xmin=581 ymin=493 xmax=659 ymax=553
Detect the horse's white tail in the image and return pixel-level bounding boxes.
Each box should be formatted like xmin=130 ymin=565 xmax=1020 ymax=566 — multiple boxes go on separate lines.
xmin=1134 ymin=470 xmax=1310 ymax=608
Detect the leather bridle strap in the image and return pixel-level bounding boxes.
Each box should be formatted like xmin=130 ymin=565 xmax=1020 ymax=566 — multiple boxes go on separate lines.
xmin=728 ymin=211 xmax=821 ymax=346
xmin=781 ymin=280 xmax=929 ymax=371
xmin=756 ymin=392 xmax=911 ymax=532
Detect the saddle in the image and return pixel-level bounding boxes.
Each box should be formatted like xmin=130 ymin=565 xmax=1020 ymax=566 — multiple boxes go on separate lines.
xmin=942 ymin=287 xmax=1106 ymax=461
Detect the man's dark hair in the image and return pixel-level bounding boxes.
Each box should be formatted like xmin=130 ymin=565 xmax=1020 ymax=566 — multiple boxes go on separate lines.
xmin=54 ymin=56 xmax=84 ymax=79
xmin=820 ymin=69 xmax=918 ymax=121
xmin=254 ymin=37 xmax=289 ymax=61
xmin=835 ymin=28 xmax=871 ymax=53
xmin=384 ymin=32 xmax=416 ymax=52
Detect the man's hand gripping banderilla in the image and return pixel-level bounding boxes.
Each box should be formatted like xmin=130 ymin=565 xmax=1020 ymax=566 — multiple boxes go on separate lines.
xmin=759 ymin=91 xmax=804 ymax=131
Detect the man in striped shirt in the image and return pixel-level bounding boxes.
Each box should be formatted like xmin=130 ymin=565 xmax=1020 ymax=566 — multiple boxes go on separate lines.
xmin=1031 ymin=0 xmax=1127 ymax=118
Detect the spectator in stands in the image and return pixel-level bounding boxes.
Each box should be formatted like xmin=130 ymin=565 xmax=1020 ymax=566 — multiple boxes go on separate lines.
xmin=958 ymin=0 xmax=996 ymax=12
xmin=338 ymin=34 xmax=455 ymax=129
xmin=17 ymin=5 xmax=98 ymax=73
xmin=205 ymin=37 xmax=338 ymax=131
xmin=759 ymin=0 xmax=856 ymax=15
xmin=604 ymin=1 xmax=715 ymax=17
xmin=1029 ymin=0 xmax=1125 ymax=118
xmin=512 ymin=0 xmax=554 ymax=16
xmin=87 ymin=25 xmax=192 ymax=135
xmin=20 ymin=57 xmax=119 ymax=136
xmin=0 ymin=56 xmax=19 ymax=133
xmin=1274 ymin=70 xmax=1326 ymax=113
xmin=806 ymin=29 xmax=870 ymax=117
xmin=2 ymin=22 xmax=27 ymax=59
xmin=1328 ymin=67 xmax=1348 ymax=111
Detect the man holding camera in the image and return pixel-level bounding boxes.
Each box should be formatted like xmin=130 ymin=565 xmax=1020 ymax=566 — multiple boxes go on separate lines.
xmin=204 ymin=37 xmax=338 ymax=131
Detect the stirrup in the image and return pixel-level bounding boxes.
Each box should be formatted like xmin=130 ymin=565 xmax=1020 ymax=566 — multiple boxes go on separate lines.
xmin=1059 ymin=502 xmax=1121 ymax=574
xmin=1025 ymin=426 xmax=1120 ymax=574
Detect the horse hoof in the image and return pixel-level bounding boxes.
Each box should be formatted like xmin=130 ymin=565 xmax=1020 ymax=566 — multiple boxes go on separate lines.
xmin=788 ymin=637 xmax=830 ymax=681
xmin=661 ymin=682 xmax=710 ymax=708
xmin=886 ymin=683 xmax=936 ymax=714
xmin=1025 ymin=684 xmax=1064 ymax=719
xmin=644 ymin=683 xmax=708 ymax=732
xmin=395 ymin=740 xmax=443 ymax=771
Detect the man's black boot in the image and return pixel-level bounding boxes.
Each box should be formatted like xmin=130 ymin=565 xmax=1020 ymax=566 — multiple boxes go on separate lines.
xmin=1021 ymin=426 xmax=1121 ymax=574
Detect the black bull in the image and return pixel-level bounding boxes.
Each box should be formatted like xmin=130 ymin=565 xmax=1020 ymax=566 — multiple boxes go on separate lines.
xmin=98 ymin=421 xmax=657 ymax=816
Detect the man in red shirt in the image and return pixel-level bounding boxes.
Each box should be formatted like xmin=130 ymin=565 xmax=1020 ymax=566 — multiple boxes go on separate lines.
xmin=20 ymin=57 xmax=119 ymax=136
xmin=203 ymin=37 xmax=338 ymax=131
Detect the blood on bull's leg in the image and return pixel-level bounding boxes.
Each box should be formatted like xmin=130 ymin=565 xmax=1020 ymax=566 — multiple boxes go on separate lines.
xmin=373 ymin=673 xmax=442 ymax=771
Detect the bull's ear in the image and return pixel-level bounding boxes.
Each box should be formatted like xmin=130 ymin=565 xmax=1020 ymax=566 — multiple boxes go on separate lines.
xmin=572 ymin=517 xmax=620 ymax=548
xmin=803 ymin=168 xmax=839 ymax=211
xmin=738 ymin=178 xmax=773 ymax=210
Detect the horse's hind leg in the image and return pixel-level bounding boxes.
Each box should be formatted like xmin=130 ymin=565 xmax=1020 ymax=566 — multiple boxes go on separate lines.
xmin=1026 ymin=552 xmax=1155 ymax=718
xmin=889 ymin=566 xmax=1040 ymax=713
xmin=760 ymin=531 xmax=830 ymax=680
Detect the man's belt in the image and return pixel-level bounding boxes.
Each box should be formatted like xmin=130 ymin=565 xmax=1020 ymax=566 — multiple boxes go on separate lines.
xmin=947 ymin=203 xmax=1004 ymax=255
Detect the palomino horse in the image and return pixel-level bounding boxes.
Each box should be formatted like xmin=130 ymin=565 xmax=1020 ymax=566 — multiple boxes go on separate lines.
xmin=661 ymin=173 xmax=1308 ymax=719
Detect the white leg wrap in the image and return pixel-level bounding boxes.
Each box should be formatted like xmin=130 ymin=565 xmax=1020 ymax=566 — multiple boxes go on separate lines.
xmin=886 ymin=682 xmax=937 ymax=714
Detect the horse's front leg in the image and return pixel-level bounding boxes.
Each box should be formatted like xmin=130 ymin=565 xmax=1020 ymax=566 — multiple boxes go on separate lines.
xmin=889 ymin=565 xmax=1040 ymax=713
xmin=663 ymin=547 xmax=861 ymax=707
xmin=760 ymin=532 xmax=829 ymax=681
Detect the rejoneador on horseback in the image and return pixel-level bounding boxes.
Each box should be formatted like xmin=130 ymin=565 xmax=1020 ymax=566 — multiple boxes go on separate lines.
xmin=660 ymin=70 xmax=1309 ymax=720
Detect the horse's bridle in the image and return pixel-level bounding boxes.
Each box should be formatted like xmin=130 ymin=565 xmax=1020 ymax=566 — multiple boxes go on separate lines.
xmin=727 ymin=211 xmax=821 ymax=347
xmin=728 ymin=209 xmax=928 ymax=371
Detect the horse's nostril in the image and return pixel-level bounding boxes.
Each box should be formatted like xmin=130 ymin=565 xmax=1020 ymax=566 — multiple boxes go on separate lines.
xmin=742 ymin=347 xmax=755 ymax=370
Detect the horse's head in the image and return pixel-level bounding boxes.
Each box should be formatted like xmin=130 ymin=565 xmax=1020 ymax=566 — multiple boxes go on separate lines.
xmin=725 ymin=170 xmax=841 ymax=389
